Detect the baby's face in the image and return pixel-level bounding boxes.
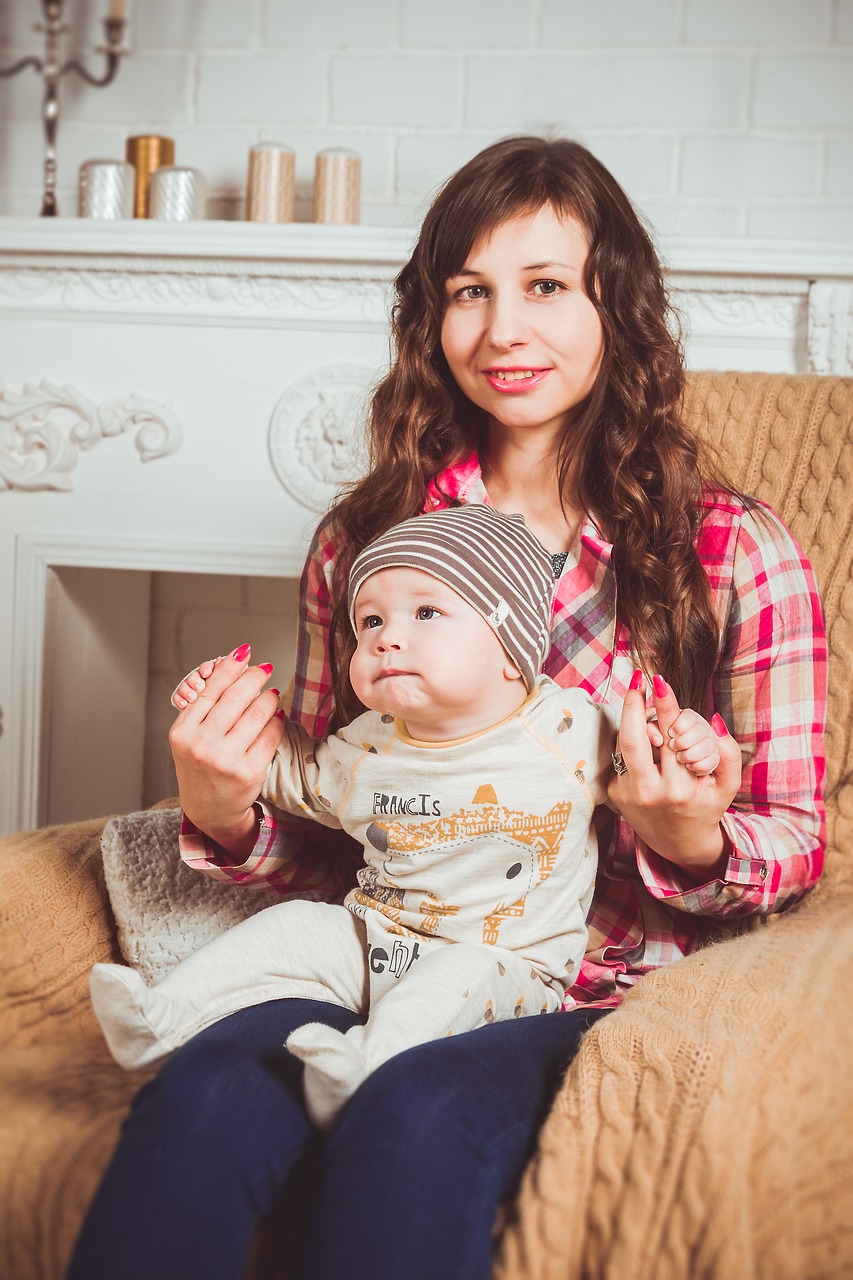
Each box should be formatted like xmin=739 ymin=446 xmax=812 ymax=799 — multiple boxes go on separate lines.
xmin=349 ymin=566 xmax=525 ymax=740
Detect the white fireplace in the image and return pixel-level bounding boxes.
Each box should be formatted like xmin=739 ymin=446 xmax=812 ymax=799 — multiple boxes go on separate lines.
xmin=1 ymin=219 xmax=851 ymax=834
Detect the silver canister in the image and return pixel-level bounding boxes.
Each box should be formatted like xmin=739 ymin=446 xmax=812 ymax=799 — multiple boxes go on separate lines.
xmin=147 ymin=166 xmax=207 ymax=221
xmin=312 ymin=148 xmax=361 ymax=224
xmin=77 ymin=160 xmax=135 ymax=219
xmin=246 ymin=143 xmax=295 ymax=223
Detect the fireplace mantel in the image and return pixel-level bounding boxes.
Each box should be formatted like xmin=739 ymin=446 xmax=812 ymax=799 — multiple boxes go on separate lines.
xmin=1 ymin=220 xmax=851 ymax=833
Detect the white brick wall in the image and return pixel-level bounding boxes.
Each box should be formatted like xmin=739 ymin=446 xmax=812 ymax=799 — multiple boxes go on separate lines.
xmin=0 ymin=0 xmax=849 ymax=237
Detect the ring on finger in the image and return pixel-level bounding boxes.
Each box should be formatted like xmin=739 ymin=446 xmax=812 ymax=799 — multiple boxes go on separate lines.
xmin=611 ymin=750 xmax=628 ymax=776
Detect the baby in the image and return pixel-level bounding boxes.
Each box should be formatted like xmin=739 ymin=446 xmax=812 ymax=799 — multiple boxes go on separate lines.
xmin=90 ymin=504 xmax=617 ymax=1130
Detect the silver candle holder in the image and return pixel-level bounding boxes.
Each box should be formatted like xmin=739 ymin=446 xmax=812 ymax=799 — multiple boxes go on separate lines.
xmin=0 ymin=0 xmax=128 ymax=217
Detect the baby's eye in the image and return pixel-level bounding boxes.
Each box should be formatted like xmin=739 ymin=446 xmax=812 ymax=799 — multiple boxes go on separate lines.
xmin=416 ymin=606 xmax=440 ymax=620
xmin=360 ymin=614 xmax=383 ymax=630
xmin=531 ymin=279 xmax=564 ymax=297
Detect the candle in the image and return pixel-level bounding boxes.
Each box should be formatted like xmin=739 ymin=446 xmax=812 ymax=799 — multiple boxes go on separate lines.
xmin=126 ymin=135 xmax=176 ymax=217
xmin=312 ymin=148 xmax=361 ymax=225
xmin=246 ymin=143 xmax=295 ymax=223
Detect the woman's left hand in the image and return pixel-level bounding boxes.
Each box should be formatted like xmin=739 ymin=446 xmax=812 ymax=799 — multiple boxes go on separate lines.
xmin=607 ymin=674 xmax=743 ymax=879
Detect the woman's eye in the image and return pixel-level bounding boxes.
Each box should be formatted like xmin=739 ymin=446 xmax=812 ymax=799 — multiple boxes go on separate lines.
xmin=454 ymin=284 xmax=488 ymax=302
xmin=532 ymin=279 xmax=563 ymax=296
xmin=416 ymin=606 xmax=440 ymax=620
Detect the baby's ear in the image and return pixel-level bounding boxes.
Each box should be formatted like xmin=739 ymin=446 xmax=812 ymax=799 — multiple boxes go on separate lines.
xmin=503 ymin=662 xmax=524 ymax=683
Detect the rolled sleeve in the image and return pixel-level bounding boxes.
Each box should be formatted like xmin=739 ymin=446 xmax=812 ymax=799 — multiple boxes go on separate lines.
xmin=637 ymin=502 xmax=826 ymax=920
xmin=179 ymin=801 xmax=358 ymax=899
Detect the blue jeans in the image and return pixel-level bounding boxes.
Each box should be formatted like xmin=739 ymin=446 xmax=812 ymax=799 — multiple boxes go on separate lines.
xmin=67 ymin=998 xmax=609 ymax=1280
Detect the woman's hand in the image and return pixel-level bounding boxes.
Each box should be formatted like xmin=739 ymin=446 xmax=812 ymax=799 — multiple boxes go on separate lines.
xmin=608 ymin=673 xmax=742 ymax=879
xmin=168 ymin=643 xmax=284 ymax=859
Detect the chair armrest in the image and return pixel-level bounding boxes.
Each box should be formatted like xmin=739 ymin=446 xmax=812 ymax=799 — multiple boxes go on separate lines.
xmin=0 ymin=815 xmax=123 ymax=1046
xmin=498 ymin=885 xmax=853 ymax=1280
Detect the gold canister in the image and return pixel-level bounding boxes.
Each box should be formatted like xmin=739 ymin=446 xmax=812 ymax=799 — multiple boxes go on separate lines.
xmin=125 ymin=135 xmax=175 ymax=218
xmin=246 ymin=143 xmax=295 ymax=223
xmin=312 ymin=147 xmax=361 ymax=225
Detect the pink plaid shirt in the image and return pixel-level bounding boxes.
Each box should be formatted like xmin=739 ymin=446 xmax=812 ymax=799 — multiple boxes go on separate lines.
xmin=181 ymin=453 xmax=827 ymax=1006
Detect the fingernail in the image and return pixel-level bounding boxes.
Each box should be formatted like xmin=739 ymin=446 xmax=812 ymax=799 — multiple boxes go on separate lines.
xmin=258 ymin=662 xmax=274 ymax=675
xmin=711 ymin=713 xmax=729 ymax=737
xmin=652 ymin=674 xmax=668 ymax=698
xmin=274 ymin=709 xmax=285 ymax=720
xmin=268 ymin=687 xmax=280 ymax=697
xmin=231 ymin=643 xmax=251 ymax=663
xmin=629 ymin=669 xmax=645 ymax=692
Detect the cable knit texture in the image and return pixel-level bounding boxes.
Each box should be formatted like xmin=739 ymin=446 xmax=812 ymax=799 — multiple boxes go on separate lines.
xmin=1 ymin=373 xmax=852 ymax=1280
xmin=496 ymin=372 xmax=853 ymax=1280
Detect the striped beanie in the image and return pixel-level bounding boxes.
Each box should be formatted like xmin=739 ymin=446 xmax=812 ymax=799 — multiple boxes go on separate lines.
xmin=347 ymin=504 xmax=555 ymax=692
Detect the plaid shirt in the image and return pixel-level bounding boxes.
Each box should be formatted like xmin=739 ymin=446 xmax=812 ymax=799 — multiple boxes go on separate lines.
xmin=181 ymin=453 xmax=827 ymax=1006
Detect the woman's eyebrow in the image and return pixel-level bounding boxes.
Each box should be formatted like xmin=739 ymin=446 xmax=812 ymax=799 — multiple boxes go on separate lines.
xmin=450 ymin=260 xmax=580 ymax=277
xmin=524 ymin=260 xmax=580 ymax=272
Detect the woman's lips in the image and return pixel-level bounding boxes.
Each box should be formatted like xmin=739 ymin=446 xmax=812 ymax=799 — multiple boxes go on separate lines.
xmin=483 ymin=368 xmax=550 ymax=393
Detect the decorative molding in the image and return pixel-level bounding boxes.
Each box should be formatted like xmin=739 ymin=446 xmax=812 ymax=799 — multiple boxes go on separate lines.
xmin=673 ymin=287 xmax=806 ymax=332
xmin=0 ymin=380 xmax=182 ymax=492
xmin=807 ymin=281 xmax=853 ymax=376
xmin=0 ymin=265 xmax=394 ymax=327
xmin=268 ymin=364 xmax=375 ymax=511
xmin=669 ymin=274 xmax=808 ymax=296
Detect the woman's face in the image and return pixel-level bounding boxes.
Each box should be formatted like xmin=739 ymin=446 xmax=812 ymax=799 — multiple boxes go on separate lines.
xmin=440 ymin=204 xmax=604 ymax=446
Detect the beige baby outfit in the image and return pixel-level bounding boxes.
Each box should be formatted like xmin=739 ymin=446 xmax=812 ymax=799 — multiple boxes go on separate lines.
xmin=90 ymin=506 xmax=615 ymax=1128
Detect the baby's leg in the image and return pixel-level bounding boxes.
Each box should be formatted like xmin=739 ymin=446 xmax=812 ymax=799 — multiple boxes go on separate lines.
xmin=287 ymin=941 xmax=560 ymax=1129
xmin=90 ymin=900 xmax=369 ymax=1070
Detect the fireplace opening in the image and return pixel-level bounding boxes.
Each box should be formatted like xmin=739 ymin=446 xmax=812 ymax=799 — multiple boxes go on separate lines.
xmin=40 ymin=567 xmax=298 ymax=827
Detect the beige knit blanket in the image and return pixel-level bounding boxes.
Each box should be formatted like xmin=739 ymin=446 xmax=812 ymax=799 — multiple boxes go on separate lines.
xmin=496 ymin=886 xmax=853 ymax=1280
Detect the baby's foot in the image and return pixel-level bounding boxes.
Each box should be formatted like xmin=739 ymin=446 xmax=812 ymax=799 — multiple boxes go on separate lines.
xmin=89 ymin=963 xmax=178 ymax=1070
xmin=286 ymin=1022 xmax=368 ymax=1130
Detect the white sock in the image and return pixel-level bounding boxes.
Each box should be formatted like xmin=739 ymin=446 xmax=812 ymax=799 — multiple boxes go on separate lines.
xmin=89 ymin=962 xmax=178 ymax=1070
xmin=286 ymin=1022 xmax=368 ymax=1131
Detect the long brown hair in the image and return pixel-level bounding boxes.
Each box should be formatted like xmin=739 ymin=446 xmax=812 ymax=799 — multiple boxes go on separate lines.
xmin=327 ymin=136 xmax=719 ymax=726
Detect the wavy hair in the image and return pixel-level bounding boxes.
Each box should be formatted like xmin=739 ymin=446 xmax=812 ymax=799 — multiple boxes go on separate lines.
xmin=327 ymin=136 xmax=720 ymax=726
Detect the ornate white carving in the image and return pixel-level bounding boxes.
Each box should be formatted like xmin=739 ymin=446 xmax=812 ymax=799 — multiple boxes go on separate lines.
xmin=0 ymin=380 xmax=182 ymax=492
xmin=807 ymin=281 xmax=853 ymax=376
xmin=670 ymin=286 xmax=806 ymax=332
xmin=0 ymin=264 xmax=394 ymax=327
xmin=268 ymin=364 xmax=374 ymax=512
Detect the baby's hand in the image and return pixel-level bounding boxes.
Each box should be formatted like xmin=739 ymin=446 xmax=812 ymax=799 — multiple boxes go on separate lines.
xmin=662 ymin=707 xmax=721 ymax=777
xmin=170 ymin=657 xmax=221 ymax=710
xmin=643 ymin=709 xmax=721 ymax=776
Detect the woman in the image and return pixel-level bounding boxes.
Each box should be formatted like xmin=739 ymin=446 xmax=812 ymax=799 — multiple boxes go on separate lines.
xmin=68 ymin=137 xmax=825 ymax=1280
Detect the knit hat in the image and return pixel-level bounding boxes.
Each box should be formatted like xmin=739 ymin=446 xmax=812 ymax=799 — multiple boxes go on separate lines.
xmin=347 ymin=504 xmax=554 ymax=692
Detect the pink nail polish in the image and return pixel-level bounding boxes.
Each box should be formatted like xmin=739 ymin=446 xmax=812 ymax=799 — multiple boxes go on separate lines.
xmin=711 ymin=712 xmax=729 ymax=737
xmin=629 ymin=669 xmax=645 ymax=692
xmin=268 ymin=687 xmax=280 ymax=697
xmin=231 ymin=643 xmax=251 ymax=663
xmin=274 ymin=708 xmax=285 ymax=720
xmin=258 ymin=663 xmax=274 ymax=675
xmin=652 ymin=674 xmax=668 ymax=698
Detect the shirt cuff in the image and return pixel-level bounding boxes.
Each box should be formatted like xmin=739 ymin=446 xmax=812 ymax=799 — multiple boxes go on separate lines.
xmin=636 ymin=818 xmax=769 ymax=913
xmin=179 ymin=801 xmax=284 ymax=872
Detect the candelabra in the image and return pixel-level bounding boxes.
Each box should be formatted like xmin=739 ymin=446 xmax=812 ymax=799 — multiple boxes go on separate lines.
xmin=0 ymin=0 xmax=127 ymax=216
